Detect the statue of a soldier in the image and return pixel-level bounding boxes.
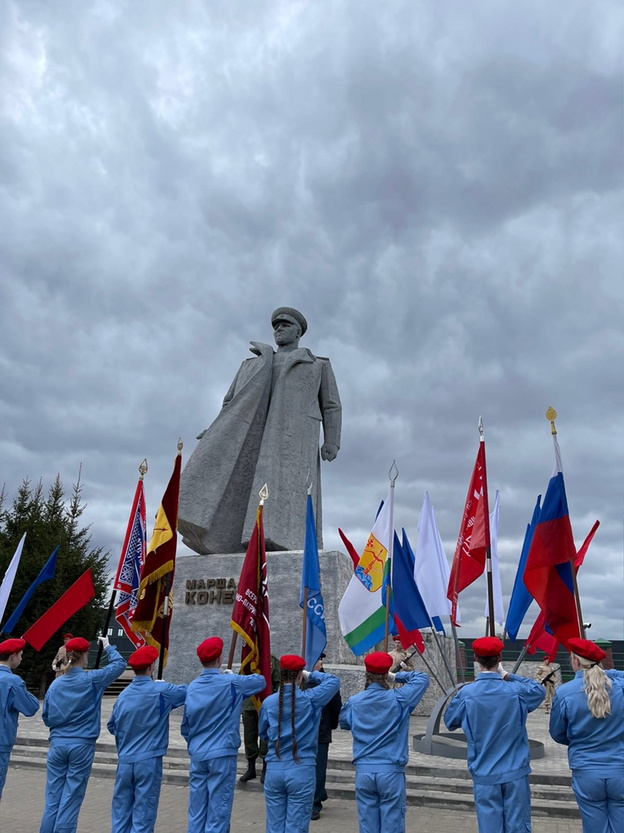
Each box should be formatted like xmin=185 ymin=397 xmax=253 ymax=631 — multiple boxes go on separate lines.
xmin=178 ymin=307 xmax=342 ymax=554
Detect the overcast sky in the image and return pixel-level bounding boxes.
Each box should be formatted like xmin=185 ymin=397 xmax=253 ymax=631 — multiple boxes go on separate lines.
xmin=1 ymin=1 xmax=622 ymax=642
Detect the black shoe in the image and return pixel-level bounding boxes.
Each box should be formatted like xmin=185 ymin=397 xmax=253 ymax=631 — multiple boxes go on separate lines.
xmin=239 ymin=759 xmax=256 ymax=783
xmin=311 ymin=809 xmax=321 ymax=821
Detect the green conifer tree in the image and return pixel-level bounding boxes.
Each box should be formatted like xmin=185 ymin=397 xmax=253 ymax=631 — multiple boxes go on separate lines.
xmin=0 ymin=472 xmax=108 ymax=695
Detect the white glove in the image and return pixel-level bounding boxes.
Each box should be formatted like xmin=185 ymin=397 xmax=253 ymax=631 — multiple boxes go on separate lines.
xmin=222 ymin=668 xmax=234 ymax=675
xmin=154 ymin=679 xmax=167 ymax=683
xmin=302 ymin=670 xmax=311 ymax=681
xmin=51 ymin=662 xmax=57 ymax=672
xmin=98 ymin=635 xmax=110 ymax=650
xmin=387 ymin=672 xmax=396 ymax=683
xmin=496 ymin=663 xmax=507 ymax=679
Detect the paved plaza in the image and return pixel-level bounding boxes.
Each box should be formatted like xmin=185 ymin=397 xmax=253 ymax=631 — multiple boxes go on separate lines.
xmin=2 ymin=699 xmax=582 ymax=832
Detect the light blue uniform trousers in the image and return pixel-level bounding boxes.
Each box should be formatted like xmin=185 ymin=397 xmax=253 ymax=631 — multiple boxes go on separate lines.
xmin=473 ymin=777 xmax=532 ymax=833
xmin=39 ymin=742 xmax=95 ymax=832
xmin=111 ymin=757 xmax=163 ymax=833
xmin=0 ymin=749 xmax=10 ymax=799
xmin=187 ymin=754 xmax=237 ymax=833
xmin=264 ymin=761 xmax=315 ymax=833
xmin=354 ymin=770 xmax=406 ymax=833
xmin=571 ymin=773 xmax=624 ymax=833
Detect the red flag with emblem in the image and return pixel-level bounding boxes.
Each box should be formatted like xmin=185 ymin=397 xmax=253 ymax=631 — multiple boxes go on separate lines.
xmin=230 ymin=503 xmax=272 ymax=707
xmin=447 ymin=441 xmax=490 ymax=626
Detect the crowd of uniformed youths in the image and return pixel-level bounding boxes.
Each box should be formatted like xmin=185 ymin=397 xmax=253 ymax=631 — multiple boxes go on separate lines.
xmin=0 ymin=633 xmax=622 ymax=832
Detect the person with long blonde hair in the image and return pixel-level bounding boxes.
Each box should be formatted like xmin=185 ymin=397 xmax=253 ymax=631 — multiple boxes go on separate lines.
xmin=549 ymin=637 xmax=624 ymax=832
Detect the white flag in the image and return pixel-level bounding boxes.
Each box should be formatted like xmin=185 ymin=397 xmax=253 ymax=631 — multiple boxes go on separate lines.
xmin=484 ymin=491 xmax=505 ymax=628
xmin=0 ymin=533 xmax=26 ymax=625
xmin=414 ymin=492 xmax=454 ymax=623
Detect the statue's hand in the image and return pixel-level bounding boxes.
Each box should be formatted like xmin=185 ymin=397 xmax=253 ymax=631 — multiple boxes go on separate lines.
xmin=321 ymin=443 xmax=339 ymax=462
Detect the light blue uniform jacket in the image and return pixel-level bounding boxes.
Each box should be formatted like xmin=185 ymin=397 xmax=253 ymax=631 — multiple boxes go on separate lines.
xmin=259 ymin=671 xmax=341 ymax=763
xmin=181 ymin=669 xmax=265 ymax=760
xmin=0 ymin=664 xmax=40 ymax=750
xmin=42 ymin=645 xmax=126 ymax=743
xmin=107 ymin=677 xmax=187 ymax=761
xmin=444 ymin=672 xmax=545 ymax=785
xmin=549 ymin=669 xmax=624 ymax=776
xmin=339 ymin=671 xmax=429 ymax=771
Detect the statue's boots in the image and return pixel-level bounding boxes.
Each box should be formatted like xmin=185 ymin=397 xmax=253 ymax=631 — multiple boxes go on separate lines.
xmin=239 ymin=758 xmax=257 ymax=783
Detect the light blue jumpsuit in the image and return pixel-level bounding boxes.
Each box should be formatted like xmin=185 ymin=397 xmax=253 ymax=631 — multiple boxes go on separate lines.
xmin=181 ymin=669 xmax=266 ymax=833
xmin=444 ymin=672 xmax=545 ymax=833
xmin=107 ymin=676 xmax=187 ymax=833
xmin=40 ymin=644 xmax=126 ymax=833
xmin=259 ymin=670 xmax=341 ymax=833
xmin=0 ymin=663 xmax=39 ymax=799
xmin=339 ymin=670 xmax=429 ymax=833
xmin=549 ymin=669 xmax=624 ymax=833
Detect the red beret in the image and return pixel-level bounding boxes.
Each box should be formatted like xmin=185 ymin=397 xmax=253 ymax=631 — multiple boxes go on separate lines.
xmin=0 ymin=638 xmax=26 ymax=655
xmin=64 ymin=637 xmax=91 ymax=653
xmin=197 ymin=637 xmax=223 ymax=664
xmin=280 ymin=655 xmax=306 ymax=671
xmin=63 ymin=633 xmax=73 ymax=640
xmin=568 ymin=638 xmax=606 ymax=663
xmin=128 ymin=645 xmax=159 ymax=670
xmin=364 ymin=652 xmax=393 ymax=674
xmin=472 ymin=637 xmax=504 ymax=657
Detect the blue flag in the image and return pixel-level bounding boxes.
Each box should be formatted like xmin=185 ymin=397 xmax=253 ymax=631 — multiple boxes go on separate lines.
xmin=299 ymin=495 xmax=326 ymax=670
xmin=505 ymin=496 xmax=541 ymax=641
xmin=2 ymin=546 xmax=59 ymax=634
xmin=391 ymin=532 xmax=432 ymax=635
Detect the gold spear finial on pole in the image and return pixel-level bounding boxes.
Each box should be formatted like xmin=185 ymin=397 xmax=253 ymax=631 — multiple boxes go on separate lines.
xmin=546 ymin=407 xmax=557 ymax=435
xmin=138 ymin=459 xmax=148 ymax=479
xmin=259 ymin=483 xmax=269 ymax=505
xmin=177 ymin=437 xmax=184 ymax=453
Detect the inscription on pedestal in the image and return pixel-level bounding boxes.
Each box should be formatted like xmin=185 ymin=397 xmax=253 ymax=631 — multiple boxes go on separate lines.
xmin=185 ymin=577 xmax=237 ymax=605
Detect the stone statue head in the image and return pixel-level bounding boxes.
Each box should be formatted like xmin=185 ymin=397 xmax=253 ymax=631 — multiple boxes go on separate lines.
xmin=271 ymin=307 xmax=307 ymax=349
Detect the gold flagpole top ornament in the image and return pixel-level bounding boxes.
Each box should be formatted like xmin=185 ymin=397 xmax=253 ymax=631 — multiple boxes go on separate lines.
xmin=259 ymin=483 xmax=269 ymax=505
xmin=177 ymin=437 xmax=184 ymax=453
xmin=306 ymin=469 xmax=313 ymax=496
xmin=138 ymin=459 xmax=148 ymax=479
xmin=478 ymin=415 xmax=485 ymax=440
xmin=546 ymin=407 xmax=558 ymax=435
xmin=388 ymin=460 xmax=399 ymax=486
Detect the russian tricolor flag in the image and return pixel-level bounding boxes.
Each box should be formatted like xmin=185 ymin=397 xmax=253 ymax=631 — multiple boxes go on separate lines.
xmin=523 ymin=434 xmax=580 ymax=649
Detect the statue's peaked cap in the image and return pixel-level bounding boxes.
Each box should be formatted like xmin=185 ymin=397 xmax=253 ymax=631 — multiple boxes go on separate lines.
xmin=271 ymin=307 xmax=307 ymax=335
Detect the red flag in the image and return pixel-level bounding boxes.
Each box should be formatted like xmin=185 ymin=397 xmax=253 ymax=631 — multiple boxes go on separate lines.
xmin=447 ymin=441 xmax=490 ymax=625
xmin=22 ymin=569 xmax=95 ymax=651
xmin=230 ymin=503 xmax=271 ymax=706
xmin=574 ymin=520 xmax=600 ymax=569
xmin=132 ymin=449 xmax=182 ymax=663
xmin=338 ymin=528 xmax=360 ymax=570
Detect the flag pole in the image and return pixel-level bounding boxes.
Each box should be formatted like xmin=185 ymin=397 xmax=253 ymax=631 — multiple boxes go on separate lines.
xmin=95 ymin=458 xmax=148 ymax=670
xmin=547 ymin=407 xmax=585 ymax=638
xmin=156 ymin=570 xmax=172 ymax=679
xmin=430 ymin=626 xmax=457 ymax=687
xmin=383 ymin=461 xmax=398 ymax=652
xmin=479 ymin=418 xmax=496 ymax=638
xmin=301 ymin=484 xmax=313 ymax=659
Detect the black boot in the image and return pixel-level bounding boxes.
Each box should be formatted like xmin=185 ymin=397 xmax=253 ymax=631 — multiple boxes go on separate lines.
xmin=260 ymin=757 xmax=267 ymax=784
xmin=239 ymin=758 xmax=257 ymax=783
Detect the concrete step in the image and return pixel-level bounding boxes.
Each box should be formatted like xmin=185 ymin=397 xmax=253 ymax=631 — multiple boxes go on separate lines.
xmin=9 ymin=742 xmax=580 ymax=819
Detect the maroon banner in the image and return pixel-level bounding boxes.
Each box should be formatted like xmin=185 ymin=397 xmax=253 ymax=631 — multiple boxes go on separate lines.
xmin=230 ymin=504 xmax=272 ymax=706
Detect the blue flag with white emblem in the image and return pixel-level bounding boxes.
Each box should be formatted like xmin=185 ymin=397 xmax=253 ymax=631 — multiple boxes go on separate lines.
xmin=299 ymin=494 xmax=327 ymax=670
